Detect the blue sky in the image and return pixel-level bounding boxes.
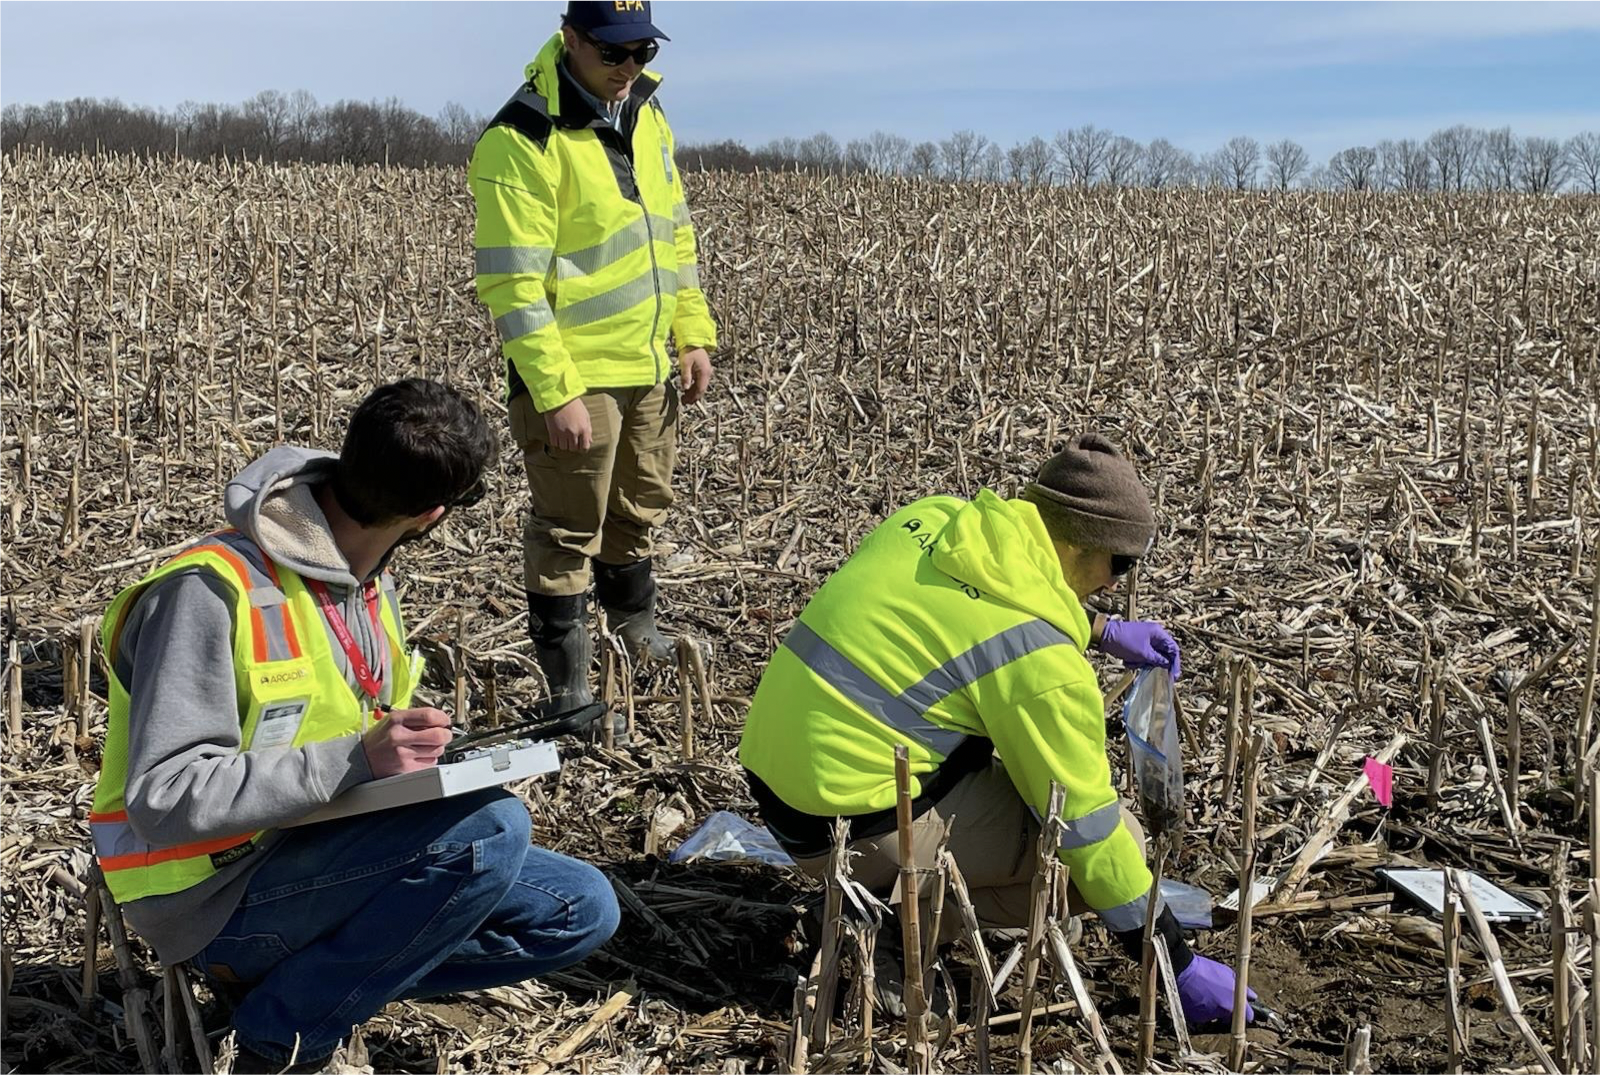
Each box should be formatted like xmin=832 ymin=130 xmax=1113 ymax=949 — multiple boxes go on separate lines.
xmin=2 ymin=1 xmax=1597 ymax=162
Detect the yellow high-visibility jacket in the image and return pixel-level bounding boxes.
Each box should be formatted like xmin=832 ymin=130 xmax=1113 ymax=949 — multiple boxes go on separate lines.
xmin=739 ymin=491 xmax=1154 ymax=931
xmin=469 ymin=33 xmax=718 ymax=414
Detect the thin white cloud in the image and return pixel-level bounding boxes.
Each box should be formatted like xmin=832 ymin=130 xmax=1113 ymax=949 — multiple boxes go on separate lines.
xmin=1276 ymin=1 xmax=1600 ymax=46
xmin=671 ymin=1 xmax=1600 ymax=102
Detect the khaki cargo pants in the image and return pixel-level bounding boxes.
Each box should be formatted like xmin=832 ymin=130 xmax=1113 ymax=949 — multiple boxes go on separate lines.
xmin=794 ymin=761 xmax=1147 ymax=944
xmin=509 ymin=381 xmax=679 ymax=596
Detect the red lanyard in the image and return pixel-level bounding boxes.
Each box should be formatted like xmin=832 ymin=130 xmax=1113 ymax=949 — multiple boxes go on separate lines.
xmin=306 ymin=578 xmax=385 ymax=706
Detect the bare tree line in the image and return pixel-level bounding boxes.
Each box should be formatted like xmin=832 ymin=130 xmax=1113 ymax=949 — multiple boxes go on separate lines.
xmin=683 ymin=123 xmax=1600 ymax=195
xmin=1 ymin=92 xmax=486 ymax=167
xmin=5 ymin=92 xmax=1598 ymax=195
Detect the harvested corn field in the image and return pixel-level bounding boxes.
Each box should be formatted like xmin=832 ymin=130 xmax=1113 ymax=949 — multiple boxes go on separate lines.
xmin=2 ymin=149 xmax=1599 ymax=1074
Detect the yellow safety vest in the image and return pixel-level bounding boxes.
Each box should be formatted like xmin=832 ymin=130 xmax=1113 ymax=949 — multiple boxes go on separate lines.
xmin=90 ymin=529 xmax=415 ymax=904
xmin=469 ymin=32 xmax=718 ymax=414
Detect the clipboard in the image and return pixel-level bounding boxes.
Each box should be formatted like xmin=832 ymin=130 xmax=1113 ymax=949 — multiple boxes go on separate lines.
xmin=286 ymin=703 xmax=604 ymax=827
xmin=287 ymin=740 xmax=560 ymax=826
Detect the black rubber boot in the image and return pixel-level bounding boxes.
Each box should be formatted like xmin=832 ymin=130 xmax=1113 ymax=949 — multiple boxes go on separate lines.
xmin=526 ymin=591 xmax=595 ymax=710
xmin=593 ymin=557 xmax=675 ymax=664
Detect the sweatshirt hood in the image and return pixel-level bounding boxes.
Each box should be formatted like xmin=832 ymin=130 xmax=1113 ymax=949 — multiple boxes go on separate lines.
xmin=223 ymin=446 xmax=360 ymax=588
xmin=930 ymin=489 xmax=1092 ymax=649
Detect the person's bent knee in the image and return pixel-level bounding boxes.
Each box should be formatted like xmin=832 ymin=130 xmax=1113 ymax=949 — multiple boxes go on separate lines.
xmin=564 ymin=860 xmax=621 ymax=956
xmin=478 ymin=790 xmax=533 ymax=849
xmin=452 ymin=790 xmax=533 ymax=883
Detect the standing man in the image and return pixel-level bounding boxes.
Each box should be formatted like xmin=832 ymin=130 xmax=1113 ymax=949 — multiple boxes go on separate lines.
xmin=471 ymin=1 xmax=718 ymax=716
xmin=92 ymin=380 xmax=619 ymax=1073
xmin=740 ymin=434 xmax=1255 ymax=1025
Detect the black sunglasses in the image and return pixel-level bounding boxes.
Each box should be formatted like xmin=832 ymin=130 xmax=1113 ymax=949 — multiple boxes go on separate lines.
xmin=576 ymin=27 xmax=658 ymax=67
xmin=452 ymin=477 xmax=487 ymax=509
xmin=1110 ymin=533 xmax=1157 ymax=578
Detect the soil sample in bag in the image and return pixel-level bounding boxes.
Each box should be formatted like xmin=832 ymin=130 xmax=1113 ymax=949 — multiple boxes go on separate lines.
xmin=1123 ymin=666 xmax=1185 ymax=836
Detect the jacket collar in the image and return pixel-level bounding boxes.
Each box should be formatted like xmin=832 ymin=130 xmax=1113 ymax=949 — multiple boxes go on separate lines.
xmin=526 ymin=32 xmax=662 ymax=131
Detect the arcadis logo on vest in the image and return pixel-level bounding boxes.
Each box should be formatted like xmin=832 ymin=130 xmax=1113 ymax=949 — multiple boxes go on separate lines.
xmin=257 ymin=667 xmax=310 ymax=686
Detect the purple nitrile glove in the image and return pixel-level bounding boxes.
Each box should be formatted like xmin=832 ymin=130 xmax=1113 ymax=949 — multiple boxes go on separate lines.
xmin=1095 ymin=618 xmax=1182 ymax=680
xmin=1176 ymin=954 xmax=1256 ymax=1026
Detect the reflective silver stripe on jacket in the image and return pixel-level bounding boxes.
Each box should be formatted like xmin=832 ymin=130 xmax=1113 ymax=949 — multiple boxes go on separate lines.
xmin=1096 ymin=886 xmax=1160 ymax=933
xmin=556 ymin=218 xmax=650 ymax=279
xmin=646 ymin=213 xmax=676 ymax=241
xmin=898 ymin=619 xmax=1073 ymax=715
xmin=780 ymin=616 xmax=1072 ymax=758
xmin=1056 ymin=801 xmax=1124 ymax=850
xmin=782 ymin=621 xmax=966 ymax=756
xmin=678 ymin=264 xmax=701 ymax=290
xmin=496 ymin=301 xmax=556 ymax=341
xmin=115 ymin=533 xmax=299 ymax=683
xmin=672 ymin=201 xmax=692 ymax=228
xmin=555 ymin=265 xmax=678 ymax=330
xmin=476 ymin=245 xmax=553 ymax=276
xmin=89 ymin=818 xmax=145 ymax=860
xmin=209 ymin=531 xmax=305 ymax=664
xmin=554 ymin=215 xmax=677 ymax=282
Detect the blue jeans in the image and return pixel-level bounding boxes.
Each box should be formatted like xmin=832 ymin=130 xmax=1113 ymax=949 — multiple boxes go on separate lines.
xmin=195 ymin=788 xmax=620 ymax=1064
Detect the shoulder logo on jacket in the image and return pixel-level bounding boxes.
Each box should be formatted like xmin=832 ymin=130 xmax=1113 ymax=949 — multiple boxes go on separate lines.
xmin=900 ymin=518 xmax=981 ymax=599
xmin=900 ymin=517 xmax=935 ymax=554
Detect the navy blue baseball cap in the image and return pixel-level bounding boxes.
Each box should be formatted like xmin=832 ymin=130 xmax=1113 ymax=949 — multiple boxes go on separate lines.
xmin=564 ymin=1 xmax=669 ymax=43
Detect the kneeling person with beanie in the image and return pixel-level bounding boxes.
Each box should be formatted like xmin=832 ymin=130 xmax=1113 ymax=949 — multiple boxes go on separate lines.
xmin=739 ymin=432 xmax=1253 ymax=1024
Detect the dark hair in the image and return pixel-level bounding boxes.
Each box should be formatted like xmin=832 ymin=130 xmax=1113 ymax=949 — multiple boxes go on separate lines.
xmin=333 ymin=379 xmax=498 ymax=526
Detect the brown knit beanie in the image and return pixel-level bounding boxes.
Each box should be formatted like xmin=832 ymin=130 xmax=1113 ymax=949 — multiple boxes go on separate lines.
xmin=1022 ymin=432 xmax=1155 ymax=556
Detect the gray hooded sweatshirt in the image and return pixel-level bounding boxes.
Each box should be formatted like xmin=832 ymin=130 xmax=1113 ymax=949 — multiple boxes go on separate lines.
xmin=116 ymin=447 xmax=403 ymax=964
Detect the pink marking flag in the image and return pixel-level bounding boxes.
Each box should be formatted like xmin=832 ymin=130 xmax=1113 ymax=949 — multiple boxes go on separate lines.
xmin=1363 ymin=757 xmax=1394 ymax=808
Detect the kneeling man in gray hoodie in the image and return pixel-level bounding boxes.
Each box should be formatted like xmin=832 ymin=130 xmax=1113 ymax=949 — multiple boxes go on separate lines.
xmin=92 ymin=378 xmax=619 ymax=1073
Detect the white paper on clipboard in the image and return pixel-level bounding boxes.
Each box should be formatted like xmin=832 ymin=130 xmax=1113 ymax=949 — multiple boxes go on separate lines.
xmin=286 ymin=741 xmax=560 ymax=827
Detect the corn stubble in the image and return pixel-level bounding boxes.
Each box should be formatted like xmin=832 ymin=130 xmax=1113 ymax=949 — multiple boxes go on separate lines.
xmin=2 ymin=149 xmax=1598 ymax=1073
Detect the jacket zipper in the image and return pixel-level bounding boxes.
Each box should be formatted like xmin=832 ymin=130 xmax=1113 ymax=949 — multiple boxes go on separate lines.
xmin=622 ymin=149 xmax=665 ymax=384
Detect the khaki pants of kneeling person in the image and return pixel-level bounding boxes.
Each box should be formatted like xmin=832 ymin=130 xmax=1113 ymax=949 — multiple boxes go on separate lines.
xmin=793 ymin=761 xmax=1147 ymax=945
xmin=509 ymin=382 xmax=679 ymax=596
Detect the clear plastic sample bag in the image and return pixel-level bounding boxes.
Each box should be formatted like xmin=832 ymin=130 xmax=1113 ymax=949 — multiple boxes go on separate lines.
xmin=670 ymin=810 xmax=797 ymax=867
xmin=1122 ymin=666 xmax=1185 ymax=836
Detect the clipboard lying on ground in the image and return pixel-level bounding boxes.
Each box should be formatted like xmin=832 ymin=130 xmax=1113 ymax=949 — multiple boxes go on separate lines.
xmin=287 ymin=703 xmax=603 ymax=827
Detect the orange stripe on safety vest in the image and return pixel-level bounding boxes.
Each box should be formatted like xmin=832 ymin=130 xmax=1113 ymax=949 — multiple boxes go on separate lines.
xmin=89 ymin=809 xmax=129 ymax=823
xmin=98 ymin=832 xmax=255 ymax=873
xmin=166 ymin=543 xmax=268 ymax=663
xmin=259 ymin=556 xmax=303 ymax=659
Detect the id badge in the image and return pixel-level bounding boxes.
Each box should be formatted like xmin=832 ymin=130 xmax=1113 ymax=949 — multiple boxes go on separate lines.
xmin=661 ymin=140 xmax=674 ymax=183
xmin=251 ymin=698 xmax=310 ymax=750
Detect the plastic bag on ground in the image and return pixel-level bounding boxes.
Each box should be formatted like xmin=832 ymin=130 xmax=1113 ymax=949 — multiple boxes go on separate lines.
xmin=670 ymin=810 xmax=797 ymax=867
xmin=1160 ymin=879 xmax=1213 ymax=929
xmin=1123 ymin=666 xmax=1185 ymax=837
